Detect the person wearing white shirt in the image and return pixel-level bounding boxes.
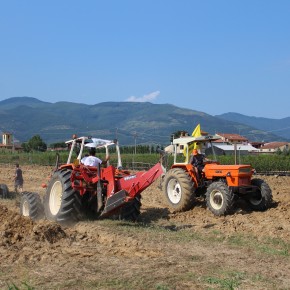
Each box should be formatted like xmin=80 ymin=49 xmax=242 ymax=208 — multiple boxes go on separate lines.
xmin=81 ymin=147 xmax=109 ymax=167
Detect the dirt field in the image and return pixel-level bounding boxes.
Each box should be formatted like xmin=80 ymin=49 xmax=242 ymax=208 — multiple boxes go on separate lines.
xmin=0 ymin=164 xmax=290 ymax=289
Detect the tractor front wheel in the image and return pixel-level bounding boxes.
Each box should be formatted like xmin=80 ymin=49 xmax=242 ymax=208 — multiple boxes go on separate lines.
xmin=20 ymin=192 xmax=44 ymax=220
xmin=43 ymin=169 xmax=83 ymax=225
xmin=247 ymin=178 xmax=272 ymax=211
xmin=164 ymin=168 xmax=195 ymax=212
xmin=206 ymin=181 xmax=234 ymax=216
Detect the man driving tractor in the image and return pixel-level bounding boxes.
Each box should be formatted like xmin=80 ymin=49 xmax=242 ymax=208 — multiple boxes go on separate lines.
xmin=189 ymin=148 xmax=208 ymax=180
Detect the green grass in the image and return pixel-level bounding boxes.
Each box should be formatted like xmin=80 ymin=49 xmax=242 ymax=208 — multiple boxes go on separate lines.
xmin=203 ymin=271 xmax=244 ymax=290
xmin=257 ymin=237 xmax=290 ymax=257
xmin=6 ymin=282 xmax=34 ymax=290
xmin=203 ymin=269 xmax=278 ymax=290
xmin=155 ymin=285 xmax=170 ymax=290
xmin=226 ymin=233 xmax=290 ymax=257
xmin=96 ymin=219 xmax=290 ymax=262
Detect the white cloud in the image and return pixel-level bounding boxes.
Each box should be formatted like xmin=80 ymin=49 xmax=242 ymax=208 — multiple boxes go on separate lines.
xmin=126 ymin=90 xmax=160 ymax=102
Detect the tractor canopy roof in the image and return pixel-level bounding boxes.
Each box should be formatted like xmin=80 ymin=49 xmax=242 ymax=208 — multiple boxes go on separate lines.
xmin=172 ymin=134 xmax=220 ymax=147
xmin=65 ymin=136 xmax=117 ymax=149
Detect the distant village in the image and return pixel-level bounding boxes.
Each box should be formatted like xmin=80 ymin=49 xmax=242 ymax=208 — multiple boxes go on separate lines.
xmin=0 ymin=132 xmax=22 ymax=152
xmin=0 ymin=131 xmax=289 ymax=156
xmin=164 ymin=130 xmax=290 ymax=155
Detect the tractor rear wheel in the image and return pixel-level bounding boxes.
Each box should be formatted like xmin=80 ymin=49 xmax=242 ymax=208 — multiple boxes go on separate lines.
xmin=20 ymin=192 xmax=44 ymax=220
xmin=164 ymin=168 xmax=195 ymax=212
xmin=0 ymin=184 xmax=10 ymax=199
xmin=247 ymin=178 xmax=272 ymax=211
xmin=119 ymin=194 xmax=142 ymax=222
xmin=43 ymin=169 xmax=83 ymax=225
xmin=206 ymin=181 xmax=234 ymax=216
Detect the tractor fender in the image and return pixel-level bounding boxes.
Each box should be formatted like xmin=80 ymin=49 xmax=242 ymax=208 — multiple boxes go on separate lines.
xmin=171 ymin=164 xmax=199 ymax=188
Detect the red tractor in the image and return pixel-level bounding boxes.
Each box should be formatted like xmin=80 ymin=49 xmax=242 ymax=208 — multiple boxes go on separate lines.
xmin=163 ymin=135 xmax=273 ymax=216
xmin=20 ymin=136 xmax=165 ymax=224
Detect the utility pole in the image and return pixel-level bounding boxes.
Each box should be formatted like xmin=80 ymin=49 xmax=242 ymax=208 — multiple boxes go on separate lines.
xmin=132 ymin=131 xmax=138 ymax=154
xmin=234 ymin=142 xmax=237 ymax=165
xmin=12 ymin=134 xmax=15 ymax=153
xmin=115 ymin=127 xmax=118 ymax=140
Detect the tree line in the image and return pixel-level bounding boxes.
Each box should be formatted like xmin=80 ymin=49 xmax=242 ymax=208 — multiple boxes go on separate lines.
xmin=21 ymin=135 xmax=163 ymax=154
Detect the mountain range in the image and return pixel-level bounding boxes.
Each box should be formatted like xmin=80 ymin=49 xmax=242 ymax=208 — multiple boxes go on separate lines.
xmin=0 ymin=97 xmax=289 ymax=146
xmin=215 ymin=112 xmax=290 ymax=141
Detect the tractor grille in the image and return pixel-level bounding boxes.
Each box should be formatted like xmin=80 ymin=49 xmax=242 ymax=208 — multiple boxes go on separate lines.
xmin=230 ymin=185 xmax=256 ymax=195
xmin=238 ymin=177 xmax=251 ymax=186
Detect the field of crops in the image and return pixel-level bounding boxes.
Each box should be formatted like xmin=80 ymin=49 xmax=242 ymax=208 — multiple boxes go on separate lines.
xmin=1 ymin=151 xmax=290 ymax=172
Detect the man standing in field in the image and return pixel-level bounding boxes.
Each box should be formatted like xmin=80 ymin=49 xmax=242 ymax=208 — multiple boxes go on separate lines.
xmin=14 ymin=163 xmax=23 ymax=193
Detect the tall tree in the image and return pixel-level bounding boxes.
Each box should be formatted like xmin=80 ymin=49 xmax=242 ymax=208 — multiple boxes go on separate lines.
xmin=22 ymin=135 xmax=47 ymax=152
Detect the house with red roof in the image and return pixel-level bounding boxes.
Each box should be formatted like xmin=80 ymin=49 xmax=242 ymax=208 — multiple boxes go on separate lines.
xmin=259 ymin=142 xmax=289 ymax=154
xmin=0 ymin=132 xmax=22 ymax=151
xmin=215 ymin=133 xmax=249 ymax=144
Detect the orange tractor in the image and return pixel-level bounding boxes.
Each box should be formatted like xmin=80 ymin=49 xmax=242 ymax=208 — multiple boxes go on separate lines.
xmin=163 ymin=135 xmax=272 ymax=215
xmin=20 ymin=136 xmax=165 ymax=224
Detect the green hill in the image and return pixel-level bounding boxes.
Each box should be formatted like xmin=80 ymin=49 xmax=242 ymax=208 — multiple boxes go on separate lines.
xmin=0 ymin=97 xmax=287 ymax=146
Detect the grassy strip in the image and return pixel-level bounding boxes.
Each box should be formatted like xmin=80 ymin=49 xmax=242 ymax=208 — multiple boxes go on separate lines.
xmin=1 ymin=151 xmax=290 ymax=171
xmin=95 ymin=219 xmax=290 ymax=258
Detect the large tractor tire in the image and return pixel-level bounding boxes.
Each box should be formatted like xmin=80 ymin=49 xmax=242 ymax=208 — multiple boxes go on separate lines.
xmin=43 ymin=169 xmax=83 ymax=225
xmin=247 ymin=178 xmax=272 ymax=211
xmin=164 ymin=168 xmax=195 ymax=212
xmin=20 ymin=192 xmax=44 ymax=221
xmin=119 ymin=194 xmax=142 ymax=222
xmin=0 ymin=184 xmax=10 ymax=199
xmin=206 ymin=181 xmax=234 ymax=216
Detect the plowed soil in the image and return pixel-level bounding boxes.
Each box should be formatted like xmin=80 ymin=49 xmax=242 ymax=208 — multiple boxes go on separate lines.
xmin=0 ymin=164 xmax=290 ymax=289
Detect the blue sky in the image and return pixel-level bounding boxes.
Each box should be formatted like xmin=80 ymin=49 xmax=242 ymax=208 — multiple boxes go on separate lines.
xmin=0 ymin=0 xmax=289 ymax=119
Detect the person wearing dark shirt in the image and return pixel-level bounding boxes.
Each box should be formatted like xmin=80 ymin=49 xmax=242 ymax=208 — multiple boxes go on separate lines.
xmin=14 ymin=163 xmax=24 ymax=193
xmin=189 ymin=149 xmax=207 ymax=180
